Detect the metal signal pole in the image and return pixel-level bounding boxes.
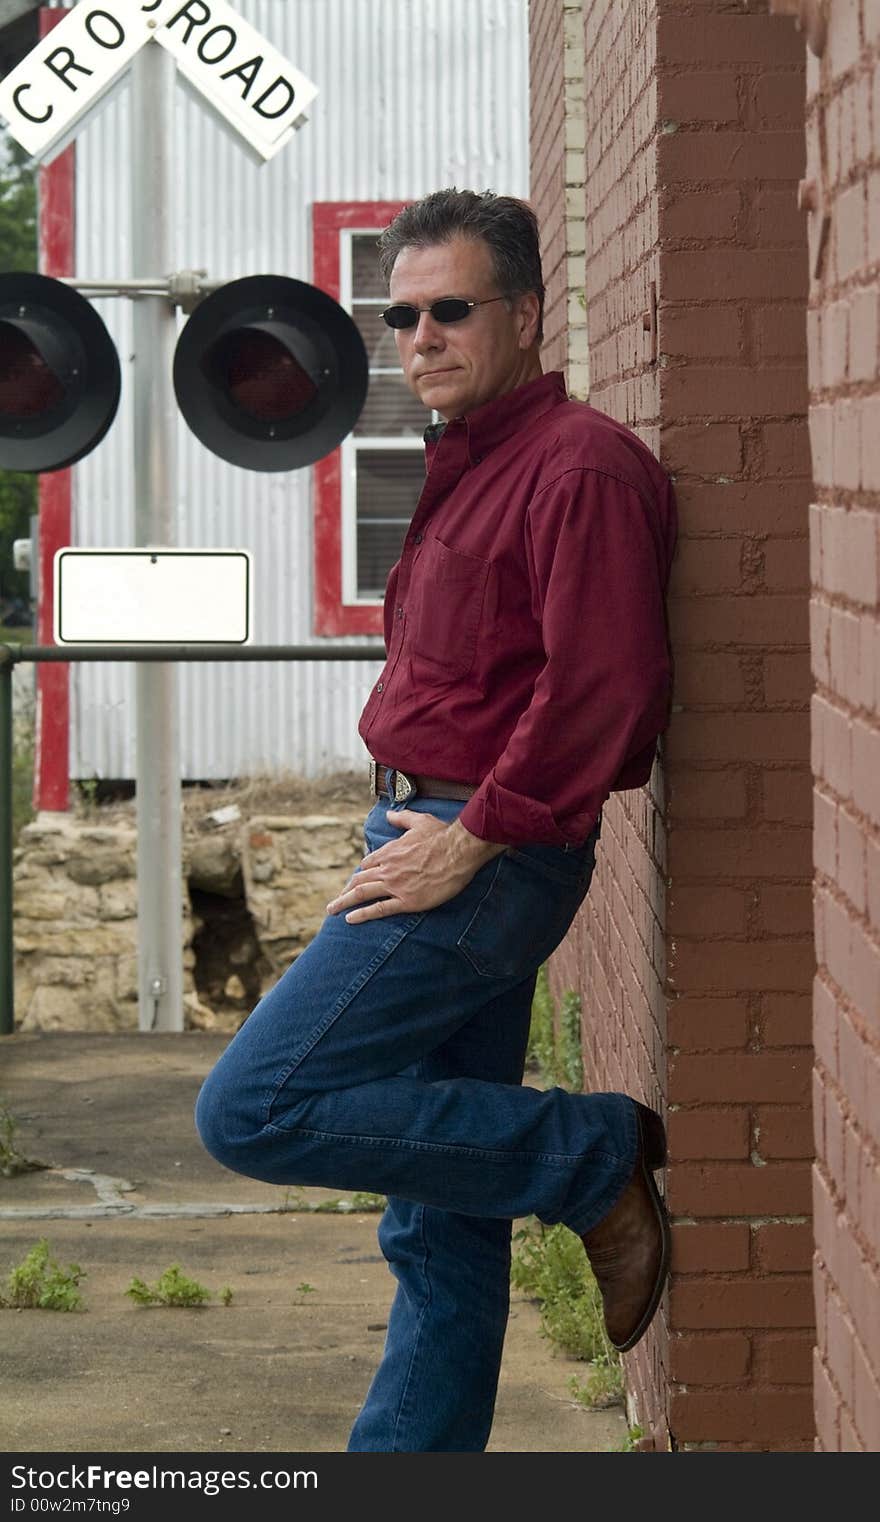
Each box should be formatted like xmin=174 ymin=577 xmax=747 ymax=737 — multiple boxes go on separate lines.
xmin=130 ymin=41 xmax=184 ymax=1032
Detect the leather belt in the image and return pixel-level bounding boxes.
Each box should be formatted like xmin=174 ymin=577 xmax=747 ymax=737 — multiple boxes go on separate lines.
xmin=370 ymin=760 xmax=478 ymax=803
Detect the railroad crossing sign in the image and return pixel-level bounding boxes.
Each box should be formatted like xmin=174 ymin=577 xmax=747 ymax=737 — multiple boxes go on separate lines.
xmin=0 ymin=0 xmax=319 ymax=163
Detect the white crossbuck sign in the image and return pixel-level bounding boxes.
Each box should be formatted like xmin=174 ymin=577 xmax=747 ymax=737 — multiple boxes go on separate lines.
xmin=0 ymin=0 xmax=320 ymax=162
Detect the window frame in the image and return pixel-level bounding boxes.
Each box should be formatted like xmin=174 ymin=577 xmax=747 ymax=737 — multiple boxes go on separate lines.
xmin=312 ymin=200 xmax=413 ymax=636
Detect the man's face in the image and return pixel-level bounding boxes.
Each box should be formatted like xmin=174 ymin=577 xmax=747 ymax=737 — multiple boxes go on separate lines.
xmin=388 ymin=235 xmax=541 ymax=420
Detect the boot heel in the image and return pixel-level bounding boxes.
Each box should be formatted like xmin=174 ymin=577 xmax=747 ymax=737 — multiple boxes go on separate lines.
xmin=635 ymin=1102 xmax=667 ymax=1170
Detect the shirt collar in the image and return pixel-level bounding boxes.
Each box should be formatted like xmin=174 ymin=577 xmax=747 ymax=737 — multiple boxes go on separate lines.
xmin=424 ymin=371 xmax=568 ymax=464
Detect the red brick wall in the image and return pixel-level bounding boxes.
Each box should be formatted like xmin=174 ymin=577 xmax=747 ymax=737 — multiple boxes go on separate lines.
xmin=660 ymin=3 xmax=814 ymax=1451
xmin=804 ymin=0 xmax=880 ymax=1453
xmin=532 ymin=0 xmax=816 ymax=1449
xmin=530 ymin=0 xmax=568 ymax=374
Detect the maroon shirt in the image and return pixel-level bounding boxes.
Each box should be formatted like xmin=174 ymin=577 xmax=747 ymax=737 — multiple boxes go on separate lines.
xmin=358 ymin=370 xmax=677 ymax=847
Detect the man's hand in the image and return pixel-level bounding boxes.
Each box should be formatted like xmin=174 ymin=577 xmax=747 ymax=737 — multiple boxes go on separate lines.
xmin=326 ymin=809 xmax=507 ymax=923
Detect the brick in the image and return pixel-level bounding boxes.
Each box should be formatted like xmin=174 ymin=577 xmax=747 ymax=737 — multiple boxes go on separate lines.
xmin=822 ymin=299 xmax=850 ymax=390
xmin=668 ymin=1160 xmax=812 ymax=1215
xmin=752 ymin=1331 xmax=814 ymax=1384
xmin=668 ymin=884 xmax=748 ymax=935
xmin=662 ymin=422 xmax=743 ymax=474
xmin=829 ymin=605 xmax=873 ymax=711
xmin=754 ymin=70 xmax=807 ymax=128
xmin=754 ymin=184 xmax=809 ymax=248
xmin=669 ymin=593 xmax=808 ymax=647
xmin=755 ymin=1105 xmax=814 ymax=1161
xmin=764 ymin=649 xmax=812 ymax=701
xmin=840 ymin=1407 xmax=865 ymax=1451
xmin=867 ymin=833 xmax=880 ymax=930
xmin=760 ymin=421 xmax=812 ymax=478
xmin=849 ymin=287 xmax=879 ymax=383
xmin=667 ymin=767 xmax=749 ymax=821
xmin=658 ymin=15 xmax=804 ymax=67
xmin=669 ymin=936 xmax=813 ymax=992
xmin=754 ymin=1223 xmax=814 ymax=1274
xmin=667 ymin=995 xmax=750 ymax=1051
xmin=827 ymin=0 xmax=864 ymax=84
xmin=837 ymin=806 xmax=867 ymax=914
xmin=763 ymin=768 xmax=813 ymax=823
xmin=671 ymin=1220 xmax=751 ymax=1274
xmin=758 ymin=884 xmax=814 ymax=938
xmin=814 ymin=1348 xmax=841 ymax=1452
xmin=763 ymin=539 xmax=810 ymax=595
xmin=672 ymin=652 xmax=748 ymax=705
xmin=837 ymin=1006 xmax=868 ymax=1130
xmin=667 ymin=825 xmax=812 ymax=881
xmin=835 ymin=182 xmax=867 ymax=285
xmin=826 ymin=1290 xmax=856 ymax=1409
xmin=669 ymin=1388 xmax=814 ymax=1444
xmin=761 ymin=990 xmax=813 ymax=1046
xmin=811 ymin=693 xmax=853 ymax=801
xmin=667 ymin=1107 xmax=750 ymax=1161
xmin=831 ymin=401 xmax=862 ymax=492
xmin=810 ymin=598 xmax=829 ymax=685
xmin=665 ymin=712 xmax=810 ymax=765
xmin=861 ymin=395 xmax=880 ymax=489
xmin=673 ymin=480 xmax=808 ymax=534
xmin=661 ymin=304 xmax=744 ymax=359
xmin=670 ymin=1050 xmax=812 ymax=1104
xmin=852 ymin=718 xmax=880 ymax=826
xmin=663 ymin=250 xmax=807 ymax=301
xmin=663 ymin=364 xmax=808 ymax=418
xmin=853 ymin=1334 xmax=880 ymax=1452
xmin=670 ymin=1332 xmax=751 ymax=1384
xmin=668 ymin=538 xmax=748 ymax=595
xmin=813 ymin=974 xmax=839 ymax=1080
xmin=660 ymin=130 xmax=805 ymax=183
xmin=671 ymin=1275 xmax=815 ymax=1330
xmin=658 ymin=71 xmax=741 ymax=124
xmin=755 ymin=303 xmax=807 ymax=360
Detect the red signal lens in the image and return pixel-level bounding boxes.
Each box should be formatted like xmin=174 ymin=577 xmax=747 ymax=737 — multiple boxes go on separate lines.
xmin=210 ymin=329 xmax=318 ymax=421
xmin=0 ymin=323 xmax=65 ymax=417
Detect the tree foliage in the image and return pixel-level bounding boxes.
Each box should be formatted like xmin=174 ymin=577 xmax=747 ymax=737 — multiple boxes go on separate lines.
xmin=0 ymin=132 xmax=38 ymax=616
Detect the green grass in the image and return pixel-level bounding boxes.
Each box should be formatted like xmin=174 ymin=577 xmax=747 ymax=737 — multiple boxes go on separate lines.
xmin=526 ymin=965 xmax=584 ymax=1091
xmin=0 ymin=1239 xmax=85 ymax=1311
xmin=126 ymin=1265 xmax=213 ymax=1307
xmin=510 ymin=1218 xmax=624 ymax=1408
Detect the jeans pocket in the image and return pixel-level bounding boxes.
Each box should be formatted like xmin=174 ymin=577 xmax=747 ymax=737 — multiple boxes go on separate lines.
xmin=456 ymin=846 xmax=596 ymax=980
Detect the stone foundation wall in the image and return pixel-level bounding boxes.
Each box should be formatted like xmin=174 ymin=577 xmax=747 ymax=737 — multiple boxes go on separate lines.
xmin=13 ymin=805 xmax=365 ymax=1034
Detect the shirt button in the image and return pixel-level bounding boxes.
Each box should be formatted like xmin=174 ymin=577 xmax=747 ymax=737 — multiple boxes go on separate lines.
xmin=376 ymin=682 xmax=384 ymax=693
xmin=413 ymin=532 xmax=423 ymax=544
xmin=396 ymin=605 xmax=403 ymax=618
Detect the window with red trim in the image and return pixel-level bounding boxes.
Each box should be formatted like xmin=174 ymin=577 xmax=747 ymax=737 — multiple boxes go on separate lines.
xmin=313 ymin=201 xmax=433 ymax=636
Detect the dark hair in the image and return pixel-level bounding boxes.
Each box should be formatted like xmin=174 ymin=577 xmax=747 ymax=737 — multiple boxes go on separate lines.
xmin=377 ymin=188 xmax=545 ymax=343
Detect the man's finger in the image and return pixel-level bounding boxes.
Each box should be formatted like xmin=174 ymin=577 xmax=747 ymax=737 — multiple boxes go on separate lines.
xmin=345 ymin=895 xmax=403 ymax=923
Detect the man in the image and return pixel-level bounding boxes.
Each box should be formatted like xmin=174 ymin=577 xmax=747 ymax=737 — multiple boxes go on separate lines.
xmin=196 ymin=189 xmax=677 ymax=1452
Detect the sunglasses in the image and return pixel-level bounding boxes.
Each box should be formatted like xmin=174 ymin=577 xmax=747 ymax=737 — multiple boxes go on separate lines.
xmin=381 ymin=295 xmax=508 ymax=330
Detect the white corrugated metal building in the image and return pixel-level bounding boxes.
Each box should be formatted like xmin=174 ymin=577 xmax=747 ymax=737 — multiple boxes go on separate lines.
xmin=69 ymin=0 xmax=529 ymax=781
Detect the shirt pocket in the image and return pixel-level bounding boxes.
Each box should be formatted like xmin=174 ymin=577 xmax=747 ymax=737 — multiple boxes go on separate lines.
xmin=409 ymin=537 xmax=490 ymax=682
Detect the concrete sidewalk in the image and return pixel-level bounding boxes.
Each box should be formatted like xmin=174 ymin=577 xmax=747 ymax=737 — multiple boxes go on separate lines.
xmin=0 ymin=1032 xmax=627 ymax=1454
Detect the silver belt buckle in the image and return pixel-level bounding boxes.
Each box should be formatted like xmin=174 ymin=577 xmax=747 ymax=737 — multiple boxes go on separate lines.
xmin=369 ymin=759 xmax=377 ymax=794
xmin=393 ymin=769 xmax=416 ymax=802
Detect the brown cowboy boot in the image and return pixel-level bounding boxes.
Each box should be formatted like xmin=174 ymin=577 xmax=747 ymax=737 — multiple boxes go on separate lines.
xmin=579 ymin=1101 xmax=671 ymax=1353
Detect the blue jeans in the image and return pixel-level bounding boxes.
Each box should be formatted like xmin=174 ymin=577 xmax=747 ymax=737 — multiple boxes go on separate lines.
xmin=195 ymin=785 xmax=638 ymax=1452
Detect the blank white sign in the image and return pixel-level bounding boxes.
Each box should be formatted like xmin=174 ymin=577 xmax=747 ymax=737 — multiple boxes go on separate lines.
xmin=54 ymin=548 xmax=251 ymax=644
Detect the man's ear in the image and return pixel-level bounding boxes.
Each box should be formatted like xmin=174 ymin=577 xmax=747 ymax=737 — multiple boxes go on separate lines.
xmin=516 ymin=291 xmax=542 ymax=350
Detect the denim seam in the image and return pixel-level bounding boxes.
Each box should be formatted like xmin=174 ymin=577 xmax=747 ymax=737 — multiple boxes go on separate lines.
xmin=262 ymin=911 xmax=426 ymax=1124
xmin=262 ymin=1122 xmax=630 ymax=1167
xmin=390 ymin=1203 xmax=431 ymax=1452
